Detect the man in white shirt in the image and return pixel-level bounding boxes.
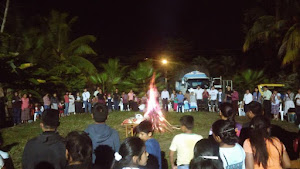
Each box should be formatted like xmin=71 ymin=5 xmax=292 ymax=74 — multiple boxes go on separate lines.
xmin=161 ymin=88 xmax=170 ymax=112
xmin=169 ymin=115 xmax=203 ymax=169
xmin=195 ymin=85 xmax=204 ymax=111
xmin=82 ymin=88 xmax=91 ymax=113
xmin=243 ymin=89 xmax=253 ymax=113
xmin=208 ymin=86 xmax=218 ymax=112
xmin=263 ymin=86 xmax=272 ymax=118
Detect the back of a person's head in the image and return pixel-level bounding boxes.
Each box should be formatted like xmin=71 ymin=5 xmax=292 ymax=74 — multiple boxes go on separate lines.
xmin=111 ymin=137 xmax=145 ymax=169
xmin=249 ymin=115 xmax=271 ymax=168
xmin=135 ymin=120 xmax=153 ymax=134
xmin=42 ymin=109 xmax=60 ymax=129
xmin=180 ymin=115 xmax=194 ymax=130
xmin=212 ymin=120 xmax=238 ymax=145
xmin=219 ymin=103 xmax=235 ymax=121
xmin=92 ymin=103 xmax=108 ymax=123
xmin=190 ymin=139 xmax=223 ymax=169
xmin=248 ymin=101 xmax=262 ymax=116
xmin=65 ymin=131 xmax=92 ymax=165
xmin=249 ymin=115 xmax=271 ymax=139
xmin=34 ymin=162 xmax=55 ymax=169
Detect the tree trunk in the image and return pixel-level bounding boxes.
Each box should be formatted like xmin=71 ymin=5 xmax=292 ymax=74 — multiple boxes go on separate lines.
xmin=0 ymin=0 xmax=10 ymax=33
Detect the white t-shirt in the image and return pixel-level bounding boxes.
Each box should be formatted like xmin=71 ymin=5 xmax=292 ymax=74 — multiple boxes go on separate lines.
xmin=0 ymin=156 xmax=3 ymax=168
xmin=219 ymin=143 xmax=246 ymax=169
xmin=195 ymin=89 xmax=204 ymax=100
xmin=209 ymin=89 xmax=218 ymax=100
xmin=243 ymin=93 xmax=253 ymax=104
xmin=82 ymin=91 xmax=90 ymax=101
xmin=169 ymin=133 xmax=203 ymax=166
xmin=94 ymin=90 xmax=99 ymax=97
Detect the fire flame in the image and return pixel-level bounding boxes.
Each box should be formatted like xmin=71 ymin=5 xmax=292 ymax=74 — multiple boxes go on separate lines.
xmin=144 ymin=74 xmax=173 ymax=132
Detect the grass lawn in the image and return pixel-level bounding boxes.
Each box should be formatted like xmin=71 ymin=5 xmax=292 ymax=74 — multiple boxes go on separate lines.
xmin=1 ymin=111 xmax=299 ymax=169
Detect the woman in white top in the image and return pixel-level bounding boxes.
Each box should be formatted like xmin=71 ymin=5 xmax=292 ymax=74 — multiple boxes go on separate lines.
xmin=68 ymin=93 xmax=75 ymax=114
xmin=271 ymin=90 xmax=281 ymax=120
xmin=212 ymin=120 xmax=245 ymax=169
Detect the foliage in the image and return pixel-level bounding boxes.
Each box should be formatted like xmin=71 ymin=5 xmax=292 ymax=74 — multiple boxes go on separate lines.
xmin=243 ymin=0 xmax=300 ymax=68
xmin=122 ymin=61 xmax=163 ymax=96
xmin=274 ymin=72 xmax=299 ymax=90
xmin=233 ymin=69 xmax=268 ymax=93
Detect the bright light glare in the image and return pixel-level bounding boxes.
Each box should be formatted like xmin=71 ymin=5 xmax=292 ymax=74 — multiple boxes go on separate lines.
xmin=162 ymin=59 xmax=168 ymax=64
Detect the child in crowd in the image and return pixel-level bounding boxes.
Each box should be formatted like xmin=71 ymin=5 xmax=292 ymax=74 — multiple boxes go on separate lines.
xmin=212 ymin=120 xmax=245 ymax=169
xmin=209 ymin=103 xmax=242 ymax=137
xmin=135 ymin=120 xmax=162 ymax=169
xmin=169 ymin=115 xmax=203 ymax=169
xmin=184 ymin=98 xmax=190 ymax=112
xmin=33 ymin=103 xmax=43 ymax=121
xmin=58 ymin=101 xmax=64 ymax=117
xmin=173 ymin=94 xmax=178 ymax=112
xmin=190 ymin=139 xmax=223 ymax=169
xmin=111 ymin=137 xmax=149 ymax=169
xmin=177 ymin=92 xmax=184 ymax=113
xmin=65 ymin=131 xmax=93 ymax=169
xmin=107 ymin=93 xmax=113 ymax=112
xmin=84 ymin=103 xmax=120 ymax=168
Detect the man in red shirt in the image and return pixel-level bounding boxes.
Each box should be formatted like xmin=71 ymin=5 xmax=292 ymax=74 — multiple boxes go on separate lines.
xmin=64 ymin=92 xmax=69 ymax=116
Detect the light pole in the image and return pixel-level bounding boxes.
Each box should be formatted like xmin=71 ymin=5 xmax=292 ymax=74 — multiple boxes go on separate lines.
xmin=162 ymin=59 xmax=168 ymax=88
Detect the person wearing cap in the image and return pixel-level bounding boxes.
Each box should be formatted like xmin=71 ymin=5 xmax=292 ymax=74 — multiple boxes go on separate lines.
xmin=84 ymin=103 xmax=120 ymax=168
xmin=22 ymin=109 xmax=66 ymax=169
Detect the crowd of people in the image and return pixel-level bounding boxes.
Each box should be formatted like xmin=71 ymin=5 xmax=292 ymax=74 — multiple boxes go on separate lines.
xmin=0 ymin=100 xmax=300 ymax=169
xmin=1 ymin=85 xmax=300 ymax=169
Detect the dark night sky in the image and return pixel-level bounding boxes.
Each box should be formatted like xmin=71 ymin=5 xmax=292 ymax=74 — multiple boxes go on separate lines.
xmin=13 ymin=0 xmax=251 ymax=60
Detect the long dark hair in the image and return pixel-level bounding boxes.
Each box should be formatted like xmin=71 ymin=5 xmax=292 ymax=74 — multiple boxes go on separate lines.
xmin=190 ymin=139 xmax=223 ymax=169
xmin=212 ymin=120 xmax=238 ymax=145
xmin=111 ymin=137 xmax=146 ymax=169
xmin=249 ymin=116 xmax=272 ymax=169
xmin=219 ymin=103 xmax=235 ymax=122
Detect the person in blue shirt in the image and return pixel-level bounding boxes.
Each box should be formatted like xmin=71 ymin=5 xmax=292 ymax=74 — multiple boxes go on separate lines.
xmin=135 ymin=120 xmax=162 ymax=169
xmin=177 ymin=91 xmax=185 ymax=113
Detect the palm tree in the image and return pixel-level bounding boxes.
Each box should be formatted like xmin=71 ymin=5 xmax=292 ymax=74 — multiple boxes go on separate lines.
xmin=122 ymin=61 xmax=162 ymax=96
xmin=243 ymin=0 xmax=300 ymax=68
xmin=233 ymin=69 xmax=267 ymax=92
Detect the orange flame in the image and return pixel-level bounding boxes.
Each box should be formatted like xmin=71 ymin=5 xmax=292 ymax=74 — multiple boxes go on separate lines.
xmin=144 ymin=74 xmax=172 ymax=132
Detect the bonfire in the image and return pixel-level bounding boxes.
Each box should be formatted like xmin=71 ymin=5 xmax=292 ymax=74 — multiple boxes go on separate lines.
xmin=144 ymin=74 xmax=173 ymax=132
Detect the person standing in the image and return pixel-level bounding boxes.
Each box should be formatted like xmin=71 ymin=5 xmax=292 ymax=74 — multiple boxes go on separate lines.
xmin=202 ymin=89 xmax=209 ymax=111
xmin=51 ymin=93 xmax=59 ymax=110
xmin=225 ymin=86 xmax=233 ymax=103
xmin=217 ymin=88 xmax=225 ymax=111
xmin=295 ymin=89 xmax=300 ymax=127
xmin=68 ymin=92 xmax=75 ymax=114
xmin=75 ymin=92 xmax=83 ymax=113
xmin=253 ymin=87 xmax=262 ymax=103
xmin=189 ymin=92 xmax=197 ymax=111
xmin=12 ymin=91 xmax=21 ymax=125
xmin=231 ymin=89 xmax=239 ymax=115
xmin=208 ymin=86 xmax=218 ymax=112
xmin=113 ymin=88 xmax=120 ymax=111
xmin=21 ymin=94 xmax=30 ymax=123
xmin=271 ymin=90 xmax=281 ymax=120
xmin=43 ymin=93 xmax=51 ymax=110
xmin=170 ymin=90 xmax=176 ymax=110
xmin=128 ymin=90 xmax=135 ymax=110
xmin=82 ymin=88 xmax=91 ymax=113
xmin=161 ymin=88 xmax=170 ymax=112
xmin=262 ymin=86 xmax=272 ymax=118
xmin=177 ymin=92 xmax=185 ymax=113
xmin=243 ymin=89 xmax=253 ymax=113
xmin=64 ymin=92 xmax=69 ymax=116
xmin=97 ymin=89 xmax=106 ymax=105
xmin=122 ymin=92 xmax=129 ymax=111
xmin=284 ymin=89 xmax=295 ymax=115
xmin=195 ymin=85 xmax=204 ymax=111
xmin=93 ymin=86 xmax=101 ymax=97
